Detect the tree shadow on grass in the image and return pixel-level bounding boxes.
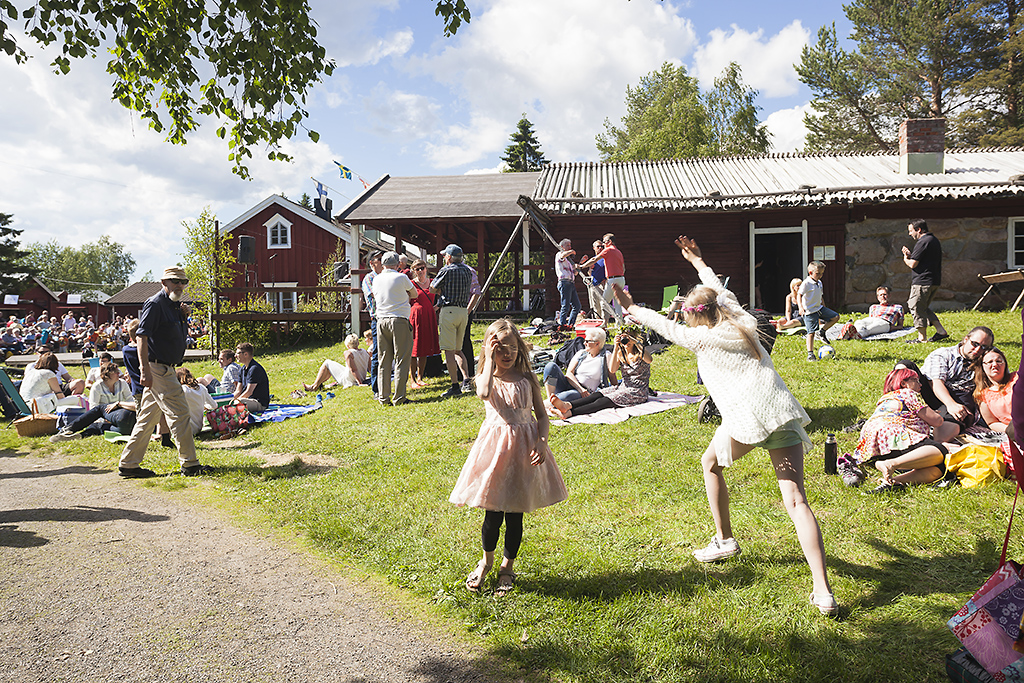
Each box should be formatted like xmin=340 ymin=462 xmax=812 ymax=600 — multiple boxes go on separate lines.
xmin=525 ymin=562 xmax=758 ymax=603
xmin=0 ymin=464 xmax=107 ymax=480
xmin=805 ymin=405 xmax=862 ymax=432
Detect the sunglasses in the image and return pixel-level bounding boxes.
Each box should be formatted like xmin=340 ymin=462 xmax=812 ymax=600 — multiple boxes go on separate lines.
xmin=413 ymin=266 xmax=426 ymax=271
xmin=168 ymin=278 xmax=188 ymax=285
xmin=966 ymin=339 xmax=992 ymax=352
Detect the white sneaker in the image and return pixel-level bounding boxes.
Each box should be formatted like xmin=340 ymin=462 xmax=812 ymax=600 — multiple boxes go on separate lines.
xmin=693 ymin=536 xmax=741 ymax=563
xmin=49 ymin=430 xmax=81 ymax=443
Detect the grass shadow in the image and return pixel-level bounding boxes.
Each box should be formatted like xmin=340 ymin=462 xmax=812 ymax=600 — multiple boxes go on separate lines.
xmin=805 ymin=405 xmax=862 ymax=431
xmin=0 ymin=464 xmax=108 ymax=480
xmin=525 ymin=563 xmax=758 ymax=603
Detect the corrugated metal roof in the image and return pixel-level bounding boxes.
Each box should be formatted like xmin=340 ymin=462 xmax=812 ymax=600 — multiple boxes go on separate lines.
xmin=338 ymin=172 xmax=541 ymax=222
xmin=533 ymin=150 xmax=1024 ymax=214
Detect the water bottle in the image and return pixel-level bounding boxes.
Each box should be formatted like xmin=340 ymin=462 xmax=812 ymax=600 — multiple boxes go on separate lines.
xmin=824 ymin=433 xmax=838 ymax=475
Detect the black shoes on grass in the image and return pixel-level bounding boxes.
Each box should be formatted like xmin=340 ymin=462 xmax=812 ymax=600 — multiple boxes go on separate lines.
xmin=119 ymin=467 xmax=157 ymax=479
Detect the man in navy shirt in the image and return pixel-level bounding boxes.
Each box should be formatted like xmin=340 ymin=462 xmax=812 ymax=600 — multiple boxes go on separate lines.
xmin=903 ymin=218 xmax=950 ymax=343
xmin=234 ymin=342 xmax=270 ymax=413
xmin=118 ymin=267 xmax=212 ymax=478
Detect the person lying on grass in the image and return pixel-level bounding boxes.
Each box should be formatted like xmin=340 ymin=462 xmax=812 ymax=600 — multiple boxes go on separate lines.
xmin=855 ymin=368 xmax=948 ymax=493
xmin=610 ymin=235 xmax=838 ymax=617
xmin=301 ymin=334 xmax=371 ymax=392
xmin=546 ymin=324 xmax=649 ymax=419
xmin=449 ymin=319 xmax=568 ymax=596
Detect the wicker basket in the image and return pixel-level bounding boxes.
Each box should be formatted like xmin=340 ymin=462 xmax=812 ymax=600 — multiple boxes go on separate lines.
xmin=13 ymin=404 xmax=59 ymax=437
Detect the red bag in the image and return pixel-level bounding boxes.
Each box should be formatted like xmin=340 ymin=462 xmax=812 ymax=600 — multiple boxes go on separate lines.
xmin=948 ymin=440 xmax=1024 ymax=678
xmin=205 ymin=399 xmax=249 ymax=435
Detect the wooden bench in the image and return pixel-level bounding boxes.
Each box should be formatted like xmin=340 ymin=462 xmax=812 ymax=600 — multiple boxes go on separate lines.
xmin=973 ymin=270 xmax=1024 ymax=311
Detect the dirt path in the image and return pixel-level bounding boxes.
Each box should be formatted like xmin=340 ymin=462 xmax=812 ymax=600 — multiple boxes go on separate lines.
xmin=0 ymin=451 xmax=497 ymax=683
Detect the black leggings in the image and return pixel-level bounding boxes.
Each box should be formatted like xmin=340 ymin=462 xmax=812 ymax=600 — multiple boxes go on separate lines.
xmin=481 ymin=510 xmax=524 ymax=560
xmin=568 ymin=391 xmax=616 ymax=416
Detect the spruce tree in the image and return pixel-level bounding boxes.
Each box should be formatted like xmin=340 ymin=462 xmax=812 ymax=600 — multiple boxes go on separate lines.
xmin=501 ymin=115 xmax=548 ymax=172
xmin=0 ymin=213 xmax=34 ymax=294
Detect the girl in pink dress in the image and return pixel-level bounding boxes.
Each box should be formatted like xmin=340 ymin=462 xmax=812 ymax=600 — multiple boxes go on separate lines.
xmin=449 ymin=319 xmax=568 ymax=595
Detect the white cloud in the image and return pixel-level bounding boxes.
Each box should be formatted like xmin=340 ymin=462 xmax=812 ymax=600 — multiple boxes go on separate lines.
xmin=0 ymin=53 xmax=338 ymax=282
xmin=692 ymin=21 xmax=810 ymax=99
xmin=424 ymin=115 xmax=509 ymax=168
xmin=764 ymin=103 xmax=811 ymax=153
xmin=407 ymin=0 xmax=699 ymax=166
xmin=362 ymin=84 xmax=442 ymax=139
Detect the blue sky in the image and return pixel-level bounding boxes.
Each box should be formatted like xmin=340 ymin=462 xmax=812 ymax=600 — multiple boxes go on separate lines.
xmin=0 ymin=0 xmax=851 ymax=285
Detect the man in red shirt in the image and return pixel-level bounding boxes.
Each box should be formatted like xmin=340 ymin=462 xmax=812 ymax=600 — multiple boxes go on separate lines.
xmin=580 ymin=233 xmax=625 ymax=325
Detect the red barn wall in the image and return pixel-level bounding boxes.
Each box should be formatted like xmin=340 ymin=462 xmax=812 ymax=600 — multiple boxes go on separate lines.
xmin=543 ymin=208 xmax=848 ymax=316
xmin=224 ymin=206 xmax=343 ymax=304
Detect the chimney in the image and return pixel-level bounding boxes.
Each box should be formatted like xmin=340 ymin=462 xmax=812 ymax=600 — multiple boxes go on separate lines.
xmin=314 ymin=196 xmax=333 ymax=221
xmin=899 ymin=118 xmax=945 ymax=175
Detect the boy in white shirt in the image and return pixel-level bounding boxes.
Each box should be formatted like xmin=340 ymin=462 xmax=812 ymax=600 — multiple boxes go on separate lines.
xmin=798 ymin=261 xmax=839 ymax=361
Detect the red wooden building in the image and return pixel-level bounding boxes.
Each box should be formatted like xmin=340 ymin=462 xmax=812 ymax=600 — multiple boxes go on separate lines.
xmin=221 ymin=195 xmax=370 ymax=312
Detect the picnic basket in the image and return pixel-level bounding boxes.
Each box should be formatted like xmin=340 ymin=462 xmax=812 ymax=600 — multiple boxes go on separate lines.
xmin=13 ymin=400 xmax=59 ymax=437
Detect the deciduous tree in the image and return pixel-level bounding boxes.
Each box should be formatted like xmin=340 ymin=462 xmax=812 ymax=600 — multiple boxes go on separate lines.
xmin=180 ymin=206 xmax=237 ymax=317
xmin=23 ymin=235 xmax=135 ymax=296
xmin=596 ymin=62 xmax=770 ymax=162
xmin=0 ymin=1 xmax=473 ymax=178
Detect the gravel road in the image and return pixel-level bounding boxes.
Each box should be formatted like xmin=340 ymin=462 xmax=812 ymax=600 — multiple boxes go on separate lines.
xmin=0 ymin=451 xmax=500 ymax=683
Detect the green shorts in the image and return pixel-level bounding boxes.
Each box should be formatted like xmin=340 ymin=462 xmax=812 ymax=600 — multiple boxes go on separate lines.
xmin=755 ymin=427 xmax=805 ymax=451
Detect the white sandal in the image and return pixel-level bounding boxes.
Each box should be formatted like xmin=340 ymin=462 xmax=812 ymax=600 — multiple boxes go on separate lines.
xmin=809 ymin=592 xmax=839 ymax=617
xmin=465 ymin=560 xmax=492 ymax=593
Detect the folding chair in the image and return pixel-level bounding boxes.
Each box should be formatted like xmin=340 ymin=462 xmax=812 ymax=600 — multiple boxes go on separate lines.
xmin=0 ymin=367 xmax=31 ymax=418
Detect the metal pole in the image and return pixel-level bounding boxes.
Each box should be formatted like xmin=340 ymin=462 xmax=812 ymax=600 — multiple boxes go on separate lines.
xmin=475 ymin=212 xmax=526 ymax=312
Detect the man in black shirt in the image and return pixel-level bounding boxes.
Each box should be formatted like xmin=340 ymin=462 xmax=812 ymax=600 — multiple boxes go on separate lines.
xmin=234 ymin=342 xmax=270 ymax=413
xmin=118 ymin=268 xmax=212 ymax=478
xmin=902 ymin=218 xmax=950 ymax=344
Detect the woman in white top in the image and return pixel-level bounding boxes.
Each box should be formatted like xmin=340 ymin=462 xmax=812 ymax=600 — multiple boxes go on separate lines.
xmin=50 ymin=362 xmax=135 ymax=441
xmin=177 ymin=367 xmax=217 ymax=434
xmin=20 ymin=352 xmax=64 ymax=403
xmin=302 ymin=334 xmax=371 ymax=391
xmin=541 ymin=327 xmax=616 ymax=401
xmin=614 ymin=236 xmax=837 ymax=617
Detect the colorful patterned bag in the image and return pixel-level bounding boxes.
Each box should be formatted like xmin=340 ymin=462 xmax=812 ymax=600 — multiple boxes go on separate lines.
xmin=205 ymin=399 xmax=249 ymax=435
xmin=949 ymin=441 xmax=1024 ymax=679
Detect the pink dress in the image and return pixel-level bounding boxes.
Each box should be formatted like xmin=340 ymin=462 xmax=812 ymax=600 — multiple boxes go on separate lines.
xmin=855 ymin=388 xmax=930 ymax=460
xmin=449 ymin=376 xmax=568 ymax=513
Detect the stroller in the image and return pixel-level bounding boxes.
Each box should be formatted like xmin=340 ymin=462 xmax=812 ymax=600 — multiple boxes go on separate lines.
xmin=697 ymin=309 xmax=777 ymax=423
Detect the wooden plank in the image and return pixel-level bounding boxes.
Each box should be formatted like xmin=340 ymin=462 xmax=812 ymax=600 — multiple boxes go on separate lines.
xmin=211 ymin=313 xmax=350 ymax=322
xmin=981 ymin=271 xmax=1024 ymax=285
xmin=6 ymin=348 xmax=212 ymax=368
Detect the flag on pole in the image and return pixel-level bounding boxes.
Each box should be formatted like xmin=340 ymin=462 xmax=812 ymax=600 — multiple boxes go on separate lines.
xmin=333 ymin=160 xmax=352 ymax=180
xmin=316 ymin=181 xmax=328 ymax=205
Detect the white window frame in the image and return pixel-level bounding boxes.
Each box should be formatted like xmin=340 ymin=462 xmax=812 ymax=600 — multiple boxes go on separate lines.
xmin=265 ymin=213 xmax=292 ymax=250
xmin=263 ymin=282 xmax=297 ymax=313
xmin=1008 ymin=217 xmax=1024 ymax=269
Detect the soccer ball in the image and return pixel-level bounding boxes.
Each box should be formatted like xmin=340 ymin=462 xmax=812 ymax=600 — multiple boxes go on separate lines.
xmin=817 ymin=345 xmax=836 ymax=360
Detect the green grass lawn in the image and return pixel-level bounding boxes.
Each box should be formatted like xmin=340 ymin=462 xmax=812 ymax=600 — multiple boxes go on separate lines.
xmin=5 ymin=310 xmax=1023 ymax=682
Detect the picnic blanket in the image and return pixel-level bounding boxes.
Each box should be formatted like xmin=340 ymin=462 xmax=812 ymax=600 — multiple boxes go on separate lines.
xmin=551 ymin=392 xmax=702 ymax=426
xmin=100 ymin=400 xmax=324 ymax=442
xmin=248 ymin=401 xmax=323 ymax=424
xmin=823 ymin=325 xmax=917 ymax=342
xmin=782 ymin=324 xmax=915 ymax=342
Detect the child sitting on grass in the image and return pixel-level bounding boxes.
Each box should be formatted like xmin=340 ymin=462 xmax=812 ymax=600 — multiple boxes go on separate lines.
xmin=612 ymin=236 xmax=838 ymax=617
xmin=449 ymin=319 xmax=568 ymax=596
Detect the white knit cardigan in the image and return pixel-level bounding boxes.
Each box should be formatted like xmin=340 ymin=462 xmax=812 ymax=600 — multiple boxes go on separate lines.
xmin=629 ymin=266 xmax=810 ymax=446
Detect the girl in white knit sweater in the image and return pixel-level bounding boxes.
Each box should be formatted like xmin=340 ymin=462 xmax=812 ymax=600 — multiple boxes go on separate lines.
xmin=613 ymin=236 xmax=837 ymax=617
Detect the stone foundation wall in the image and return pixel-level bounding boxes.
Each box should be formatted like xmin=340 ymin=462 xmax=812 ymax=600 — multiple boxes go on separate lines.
xmin=844 ymin=217 xmax=1016 ymax=311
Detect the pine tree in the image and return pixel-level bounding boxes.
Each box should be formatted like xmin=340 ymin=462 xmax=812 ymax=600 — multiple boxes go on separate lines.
xmin=0 ymin=213 xmax=36 ymax=293
xmin=501 ymin=115 xmax=548 ymax=172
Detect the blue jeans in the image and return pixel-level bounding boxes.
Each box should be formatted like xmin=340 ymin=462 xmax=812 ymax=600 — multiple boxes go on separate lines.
xmin=542 ymin=362 xmax=582 ymax=402
xmin=68 ymin=405 xmax=136 ymax=436
xmin=557 ymin=279 xmax=581 ymax=327
xmin=368 ymin=318 xmax=379 ymax=397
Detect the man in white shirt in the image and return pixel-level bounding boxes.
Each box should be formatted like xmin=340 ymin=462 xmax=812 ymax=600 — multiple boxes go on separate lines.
xmin=371 ymin=252 xmax=418 ymax=406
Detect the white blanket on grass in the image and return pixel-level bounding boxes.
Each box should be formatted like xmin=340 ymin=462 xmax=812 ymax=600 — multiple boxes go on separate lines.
xmin=551 ymin=392 xmax=702 ymax=426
